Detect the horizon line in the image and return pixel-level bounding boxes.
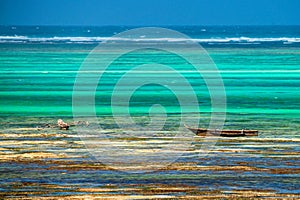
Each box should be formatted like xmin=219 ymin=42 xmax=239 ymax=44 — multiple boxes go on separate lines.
xmin=1 ymin=24 xmax=300 ymax=27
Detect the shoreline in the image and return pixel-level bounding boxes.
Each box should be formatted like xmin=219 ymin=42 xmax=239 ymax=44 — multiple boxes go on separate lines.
xmin=0 ymin=123 xmax=299 ymax=198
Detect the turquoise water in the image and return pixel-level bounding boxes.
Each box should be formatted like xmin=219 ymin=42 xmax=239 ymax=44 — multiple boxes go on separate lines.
xmin=1 ymin=43 xmax=299 ymax=126
xmin=0 ymin=26 xmax=299 ymax=197
xmin=0 ymin=26 xmax=300 ymax=120
xmin=1 ymin=46 xmax=300 ymax=115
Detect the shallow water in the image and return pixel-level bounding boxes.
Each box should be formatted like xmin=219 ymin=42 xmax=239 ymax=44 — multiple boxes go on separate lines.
xmin=0 ymin=26 xmax=299 ymax=198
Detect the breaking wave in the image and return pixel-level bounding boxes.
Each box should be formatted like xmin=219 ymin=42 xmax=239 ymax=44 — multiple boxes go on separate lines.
xmin=1 ymin=35 xmax=300 ymax=44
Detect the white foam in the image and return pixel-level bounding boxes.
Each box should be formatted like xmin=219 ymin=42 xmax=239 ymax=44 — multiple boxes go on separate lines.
xmin=0 ymin=35 xmax=300 ymax=44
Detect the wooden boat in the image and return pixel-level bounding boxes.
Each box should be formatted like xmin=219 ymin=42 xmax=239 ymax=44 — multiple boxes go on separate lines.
xmin=186 ymin=126 xmax=258 ymax=137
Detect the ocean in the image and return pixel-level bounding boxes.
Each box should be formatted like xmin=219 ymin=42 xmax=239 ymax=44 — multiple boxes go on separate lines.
xmin=0 ymin=26 xmax=299 ymax=198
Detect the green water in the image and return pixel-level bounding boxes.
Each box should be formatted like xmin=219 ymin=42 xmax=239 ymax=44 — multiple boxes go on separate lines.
xmin=1 ymin=44 xmax=299 ymax=121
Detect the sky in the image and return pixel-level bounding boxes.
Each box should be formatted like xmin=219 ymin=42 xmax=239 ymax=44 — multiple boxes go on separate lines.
xmin=0 ymin=0 xmax=300 ymax=26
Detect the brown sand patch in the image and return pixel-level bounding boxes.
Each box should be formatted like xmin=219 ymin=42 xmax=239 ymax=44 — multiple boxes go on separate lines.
xmin=0 ymin=140 xmax=68 ymax=146
xmin=0 ymin=152 xmax=67 ymax=162
xmin=270 ymin=168 xmax=300 ymax=174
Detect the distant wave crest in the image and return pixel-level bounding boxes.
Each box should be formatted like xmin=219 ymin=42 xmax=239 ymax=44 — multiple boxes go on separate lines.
xmin=1 ymin=35 xmax=300 ymax=44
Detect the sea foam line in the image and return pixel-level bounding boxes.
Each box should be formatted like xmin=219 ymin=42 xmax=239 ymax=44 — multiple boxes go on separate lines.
xmin=1 ymin=35 xmax=300 ymax=43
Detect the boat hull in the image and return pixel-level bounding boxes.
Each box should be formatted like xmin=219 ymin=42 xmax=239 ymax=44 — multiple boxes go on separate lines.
xmin=186 ymin=127 xmax=258 ymax=137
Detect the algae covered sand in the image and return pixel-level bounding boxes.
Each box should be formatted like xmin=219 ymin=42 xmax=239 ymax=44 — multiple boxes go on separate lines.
xmin=0 ymin=117 xmax=299 ymax=199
